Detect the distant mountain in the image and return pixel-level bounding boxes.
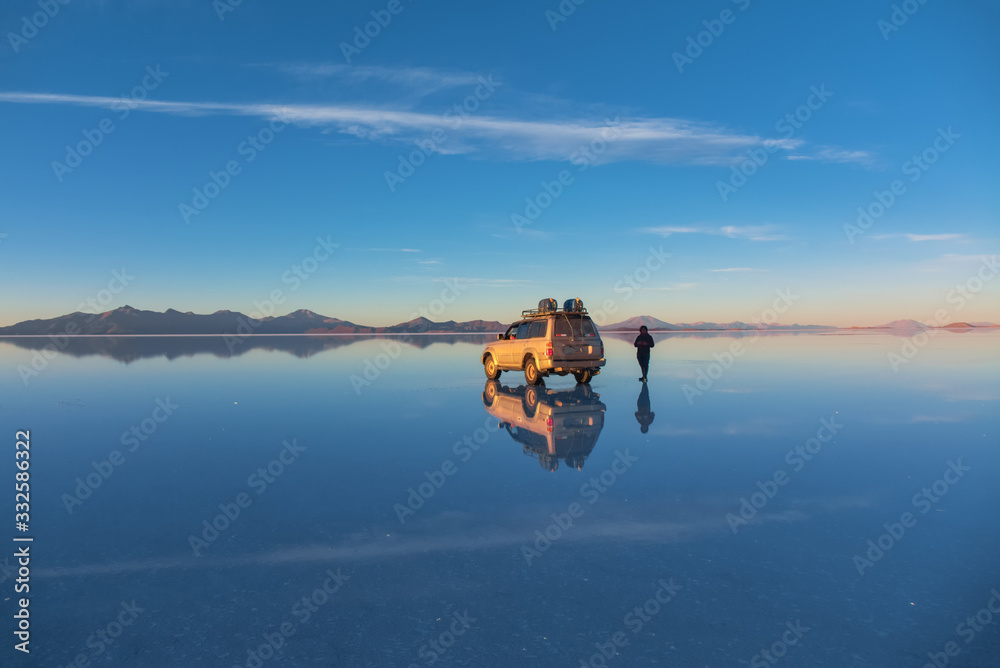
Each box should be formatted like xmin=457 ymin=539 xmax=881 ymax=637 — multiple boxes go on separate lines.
xmin=602 ymin=316 xmax=679 ymax=331
xmin=0 ymin=306 xmax=505 ymax=336
xmin=252 ymin=309 xmax=363 ymax=334
xmin=0 ymin=306 xmax=249 ymax=336
xmin=858 ymin=320 xmax=1000 ymax=330
xmin=601 ymin=316 xmax=836 ymax=331
xmin=869 ymin=319 xmax=928 ymax=330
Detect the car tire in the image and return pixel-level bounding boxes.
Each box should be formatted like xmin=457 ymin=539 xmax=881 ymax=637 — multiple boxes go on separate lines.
xmin=483 ymin=380 xmax=499 ymax=406
xmin=524 ymin=357 xmax=542 ymax=385
xmin=522 ymin=385 xmax=539 ymax=417
xmin=573 ymin=370 xmax=593 ymax=384
xmin=484 ymin=355 xmax=501 ymax=380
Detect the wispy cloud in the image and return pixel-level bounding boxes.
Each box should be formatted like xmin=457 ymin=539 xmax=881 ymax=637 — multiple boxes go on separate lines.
xmin=0 ymin=91 xmax=804 ymax=166
xmin=722 ymin=417 xmax=786 ymax=436
xmin=906 ymin=233 xmax=964 ymax=242
xmin=261 ymin=63 xmax=485 ymax=98
xmin=35 ymin=503 xmax=816 ymax=578
xmin=449 ymin=277 xmax=534 ymax=288
xmin=871 ymin=233 xmax=966 ymax=242
xmin=720 ymin=225 xmax=788 ymax=241
xmin=640 ymin=282 xmax=699 ymax=291
xmin=491 ymin=227 xmax=552 ymax=241
xmin=387 ymin=275 xmax=532 ymax=288
xmin=786 ymin=147 xmax=876 ymax=165
xmin=346 ymin=247 xmax=421 ymax=253
xmin=642 ymin=224 xmax=787 ymax=242
xmin=643 ymin=226 xmax=700 ymax=237
xmin=917 ymin=253 xmax=997 ymax=272
xmin=910 ymin=414 xmax=964 ymax=423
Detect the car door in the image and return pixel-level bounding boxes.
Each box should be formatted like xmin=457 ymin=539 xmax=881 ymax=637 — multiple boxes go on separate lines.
xmin=495 ymin=323 xmax=517 ymax=367
xmin=510 ymin=321 xmax=532 ymax=366
xmin=523 ymin=319 xmax=546 ymax=365
xmin=498 ymin=322 xmax=523 ymax=366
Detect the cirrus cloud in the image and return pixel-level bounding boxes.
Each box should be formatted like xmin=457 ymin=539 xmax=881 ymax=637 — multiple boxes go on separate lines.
xmin=0 ymin=90 xmax=805 ymax=166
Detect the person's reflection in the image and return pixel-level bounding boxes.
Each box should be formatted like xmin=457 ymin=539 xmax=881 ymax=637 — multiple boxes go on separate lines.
xmin=635 ymin=382 xmax=655 ymax=433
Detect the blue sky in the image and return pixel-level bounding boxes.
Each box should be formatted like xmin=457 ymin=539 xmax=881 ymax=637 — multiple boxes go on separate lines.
xmin=1 ymin=0 xmax=997 ymax=327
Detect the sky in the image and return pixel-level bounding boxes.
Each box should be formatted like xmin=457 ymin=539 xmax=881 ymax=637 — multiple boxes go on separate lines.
xmin=0 ymin=0 xmax=997 ymax=328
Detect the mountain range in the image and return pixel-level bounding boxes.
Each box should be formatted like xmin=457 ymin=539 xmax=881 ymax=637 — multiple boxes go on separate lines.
xmin=603 ymin=316 xmax=997 ymax=331
xmin=601 ymin=315 xmax=839 ymax=331
xmin=0 ymin=307 xmax=996 ymax=336
xmin=846 ymin=319 xmax=999 ymax=330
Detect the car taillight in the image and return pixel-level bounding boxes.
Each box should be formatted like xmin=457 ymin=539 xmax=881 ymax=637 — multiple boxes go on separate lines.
xmin=545 ymin=345 xmax=553 ymax=357
xmin=546 ymin=418 xmax=553 ymax=432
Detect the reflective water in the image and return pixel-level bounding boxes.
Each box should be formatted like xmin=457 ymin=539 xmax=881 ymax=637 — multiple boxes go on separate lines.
xmin=2 ymin=331 xmax=998 ymax=667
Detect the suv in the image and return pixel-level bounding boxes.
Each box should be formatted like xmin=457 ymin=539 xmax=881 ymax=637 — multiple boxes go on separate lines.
xmin=482 ymin=298 xmax=605 ymax=385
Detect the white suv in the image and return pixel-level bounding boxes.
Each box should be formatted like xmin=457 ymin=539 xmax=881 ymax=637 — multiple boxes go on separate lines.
xmin=482 ymin=298 xmax=605 ymax=385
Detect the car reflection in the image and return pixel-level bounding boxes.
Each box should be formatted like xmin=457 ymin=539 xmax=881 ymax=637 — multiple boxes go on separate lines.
xmin=482 ymin=380 xmax=606 ymax=472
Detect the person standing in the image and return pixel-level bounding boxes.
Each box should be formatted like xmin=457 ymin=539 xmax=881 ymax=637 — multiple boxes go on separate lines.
xmin=634 ymin=325 xmax=654 ymax=382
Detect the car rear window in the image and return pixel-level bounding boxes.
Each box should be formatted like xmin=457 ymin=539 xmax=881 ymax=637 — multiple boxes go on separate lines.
xmin=529 ymin=321 xmax=547 ymax=338
xmin=554 ymin=316 xmax=597 ymax=338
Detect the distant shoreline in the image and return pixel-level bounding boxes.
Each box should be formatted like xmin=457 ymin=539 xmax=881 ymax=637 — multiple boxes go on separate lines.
xmin=4 ymin=307 xmax=995 ymax=336
xmin=1 ymin=326 xmax=997 ymax=339
xmin=0 ymin=332 xmax=500 ymax=338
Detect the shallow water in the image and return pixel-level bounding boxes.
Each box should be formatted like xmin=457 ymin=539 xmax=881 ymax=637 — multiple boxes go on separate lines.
xmin=2 ymin=331 xmax=998 ymax=667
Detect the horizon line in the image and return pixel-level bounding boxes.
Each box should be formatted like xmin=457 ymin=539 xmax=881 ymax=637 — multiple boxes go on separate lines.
xmin=2 ymin=305 xmax=997 ymax=331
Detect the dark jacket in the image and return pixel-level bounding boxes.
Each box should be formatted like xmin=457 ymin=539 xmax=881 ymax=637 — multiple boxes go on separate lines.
xmin=634 ymin=332 xmax=654 ymax=358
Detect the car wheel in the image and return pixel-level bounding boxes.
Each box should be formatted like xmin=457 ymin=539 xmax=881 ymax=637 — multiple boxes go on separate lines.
xmin=524 ymin=357 xmax=541 ymax=385
xmin=573 ymin=370 xmax=592 ymax=384
xmin=483 ymin=380 xmax=499 ymax=406
xmin=484 ymin=355 xmax=501 ymax=380
xmin=522 ymin=385 xmax=540 ymax=417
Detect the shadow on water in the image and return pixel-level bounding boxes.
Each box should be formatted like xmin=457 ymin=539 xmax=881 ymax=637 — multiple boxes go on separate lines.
xmin=482 ymin=379 xmax=606 ymax=472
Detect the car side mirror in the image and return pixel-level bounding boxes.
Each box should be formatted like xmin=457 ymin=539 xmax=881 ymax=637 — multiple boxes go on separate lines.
xmin=497 ymin=334 xmax=504 ymax=340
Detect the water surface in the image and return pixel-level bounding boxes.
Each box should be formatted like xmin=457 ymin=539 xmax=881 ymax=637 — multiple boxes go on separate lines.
xmin=1 ymin=331 xmax=998 ymax=667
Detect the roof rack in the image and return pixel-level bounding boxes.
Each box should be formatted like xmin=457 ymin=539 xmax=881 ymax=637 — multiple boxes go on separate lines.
xmin=521 ymin=298 xmax=588 ymax=318
xmin=520 ymin=306 xmax=589 ymax=318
